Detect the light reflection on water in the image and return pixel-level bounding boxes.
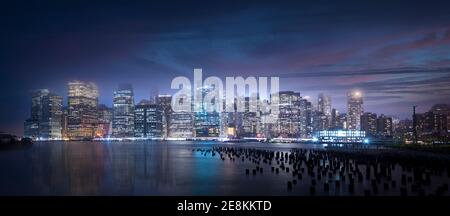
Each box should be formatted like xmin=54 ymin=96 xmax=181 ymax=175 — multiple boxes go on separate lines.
xmin=0 ymin=141 xmax=324 ymax=195
xmin=3 ymin=141 xmax=447 ymax=196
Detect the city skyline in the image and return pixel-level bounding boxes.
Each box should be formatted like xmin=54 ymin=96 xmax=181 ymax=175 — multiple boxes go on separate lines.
xmin=2 ymin=0 xmax=450 ymax=135
xmin=20 ymin=80 xmax=449 ymax=144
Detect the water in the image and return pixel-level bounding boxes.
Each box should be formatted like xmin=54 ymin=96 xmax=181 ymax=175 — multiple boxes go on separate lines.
xmin=0 ymin=141 xmax=320 ymax=195
xmin=0 ymin=141 xmax=448 ymax=196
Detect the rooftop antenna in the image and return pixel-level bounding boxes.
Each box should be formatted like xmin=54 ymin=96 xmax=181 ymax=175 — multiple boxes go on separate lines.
xmin=413 ymin=105 xmax=417 ymax=145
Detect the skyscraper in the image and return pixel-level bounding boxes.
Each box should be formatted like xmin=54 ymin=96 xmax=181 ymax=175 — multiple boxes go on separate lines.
xmin=276 ymin=91 xmax=300 ymax=138
xmin=317 ymin=93 xmax=332 ymax=129
xmin=40 ymin=93 xmax=63 ymax=139
xmin=347 ymin=90 xmax=364 ymax=130
xmin=96 ymin=104 xmax=113 ymax=138
xmin=299 ymin=97 xmax=313 ymax=138
xmin=377 ymin=114 xmax=393 ymax=137
xmin=134 ymin=101 xmax=163 ymax=138
xmin=67 ymin=81 xmax=99 ymax=140
xmin=194 ymin=86 xmax=220 ymax=138
xmin=24 ymin=89 xmax=49 ymax=139
xmin=242 ymin=96 xmax=260 ymax=137
xmin=156 ymin=94 xmax=172 ymax=138
xmin=330 ymin=108 xmax=339 ymax=129
xmin=24 ymin=89 xmax=62 ymax=139
xmin=361 ymin=112 xmax=377 ymax=137
xmin=112 ymin=84 xmax=135 ymax=138
xmin=169 ymin=112 xmax=194 ymax=138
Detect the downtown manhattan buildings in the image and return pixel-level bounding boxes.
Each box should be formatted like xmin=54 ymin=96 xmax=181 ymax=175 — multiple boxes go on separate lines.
xmin=23 ymin=80 xmax=450 ymax=144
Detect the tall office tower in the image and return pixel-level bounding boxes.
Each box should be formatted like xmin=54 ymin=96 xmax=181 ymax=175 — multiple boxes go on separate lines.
xmin=338 ymin=113 xmax=348 ymax=130
xmin=275 ymin=91 xmax=300 ymax=138
xmin=112 ymin=84 xmax=135 ymax=138
xmin=299 ymin=98 xmax=313 ymax=138
xmin=24 ymin=89 xmax=49 ymax=139
xmin=242 ymin=96 xmax=260 ymax=138
xmin=169 ymin=112 xmax=194 ymax=138
xmin=377 ymin=114 xmax=393 ymax=137
xmin=330 ymin=108 xmax=340 ymax=129
xmin=194 ymin=86 xmax=220 ymax=138
xmin=40 ymin=93 xmax=63 ymax=139
xmin=61 ymin=107 xmax=68 ymax=139
xmin=312 ymin=111 xmax=328 ymax=132
xmin=317 ymin=93 xmax=332 ymax=128
xmin=156 ymin=94 xmax=172 ymax=138
xmin=347 ymin=90 xmax=364 ymax=130
xmin=361 ymin=112 xmax=378 ymax=137
xmin=67 ymin=81 xmax=99 ymax=140
xmin=134 ymin=101 xmax=163 ymax=138
xmin=96 ymin=104 xmax=113 ymax=138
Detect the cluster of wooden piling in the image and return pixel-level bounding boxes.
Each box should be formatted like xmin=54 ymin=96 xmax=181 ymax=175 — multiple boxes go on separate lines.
xmin=193 ymin=147 xmax=450 ymax=196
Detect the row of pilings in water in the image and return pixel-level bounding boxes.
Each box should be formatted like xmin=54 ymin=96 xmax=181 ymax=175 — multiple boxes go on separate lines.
xmin=193 ymin=147 xmax=450 ymax=196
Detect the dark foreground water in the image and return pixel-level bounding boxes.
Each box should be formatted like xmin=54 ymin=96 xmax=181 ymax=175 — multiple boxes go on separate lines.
xmin=0 ymin=141 xmax=448 ymax=196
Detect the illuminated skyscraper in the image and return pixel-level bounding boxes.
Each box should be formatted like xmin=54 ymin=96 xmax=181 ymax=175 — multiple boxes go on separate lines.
xmin=67 ymin=81 xmax=99 ymax=140
xmin=134 ymin=101 xmax=163 ymax=138
xmin=95 ymin=104 xmax=112 ymax=138
xmin=112 ymin=84 xmax=135 ymax=138
xmin=24 ymin=89 xmax=49 ymax=139
xmin=40 ymin=93 xmax=63 ymax=139
xmin=377 ymin=114 xmax=393 ymax=137
xmin=361 ymin=112 xmax=377 ymax=137
xmin=299 ymin=98 xmax=313 ymax=138
xmin=156 ymin=94 xmax=172 ymax=138
xmin=169 ymin=112 xmax=194 ymax=138
xmin=242 ymin=96 xmax=260 ymax=137
xmin=24 ymin=89 xmax=62 ymax=139
xmin=276 ymin=91 xmax=300 ymax=138
xmin=347 ymin=90 xmax=364 ymax=130
xmin=317 ymin=93 xmax=332 ymax=128
xmin=194 ymin=86 xmax=220 ymax=138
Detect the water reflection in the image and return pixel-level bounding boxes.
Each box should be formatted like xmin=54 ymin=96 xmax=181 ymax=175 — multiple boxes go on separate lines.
xmin=0 ymin=141 xmax=348 ymax=195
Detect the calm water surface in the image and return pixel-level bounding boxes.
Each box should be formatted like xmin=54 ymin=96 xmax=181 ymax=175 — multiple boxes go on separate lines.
xmin=0 ymin=141 xmax=448 ymax=196
xmin=0 ymin=141 xmax=325 ymax=195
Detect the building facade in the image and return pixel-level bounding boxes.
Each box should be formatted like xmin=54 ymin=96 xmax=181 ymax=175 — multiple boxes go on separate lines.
xmin=134 ymin=103 xmax=163 ymax=138
xmin=361 ymin=112 xmax=378 ymax=137
xmin=347 ymin=90 xmax=364 ymax=130
xmin=67 ymin=81 xmax=99 ymax=140
xmin=112 ymin=84 xmax=135 ymax=138
xmin=24 ymin=89 xmax=63 ymax=139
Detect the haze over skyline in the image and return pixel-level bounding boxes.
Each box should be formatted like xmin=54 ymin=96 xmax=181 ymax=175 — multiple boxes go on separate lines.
xmin=1 ymin=0 xmax=450 ymax=136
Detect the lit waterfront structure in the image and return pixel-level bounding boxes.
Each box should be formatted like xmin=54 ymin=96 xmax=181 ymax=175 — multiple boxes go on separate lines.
xmin=95 ymin=104 xmax=112 ymax=138
xmin=169 ymin=112 xmax=194 ymax=138
xmin=24 ymin=89 xmax=49 ymax=139
xmin=67 ymin=81 xmax=99 ymax=140
xmin=242 ymin=96 xmax=261 ymax=137
xmin=40 ymin=93 xmax=63 ymax=139
xmin=24 ymin=89 xmax=63 ymax=139
xmin=61 ymin=107 xmax=68 ymax=139
xmin=361 ymin=112 xmax=378 ymax=137
xmin=316 ymin=130 xmax=366 ymax=143
xmin=276 ymin=91 xmax=300 ymax=138
xmin=134 ymin=102 xmax=163 ymax=138
xmin=194 ymin=86 xmax=220 ymax=138
xmin=156 ymin=94 xmax=172 ymax=138
xmin=347 ymin=90 xmax=364 ymax=130
xmin=299 ymin=97 xmax=313 ymax=138
xmin=317 ymin=93 xmax=332 ymax=128
xmin=112 ymin=84 xmax=135 ymax=138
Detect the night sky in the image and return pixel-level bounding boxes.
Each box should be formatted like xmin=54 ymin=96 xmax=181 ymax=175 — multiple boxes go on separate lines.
xmin=1 ymin=0 xmax=450 ymax=136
